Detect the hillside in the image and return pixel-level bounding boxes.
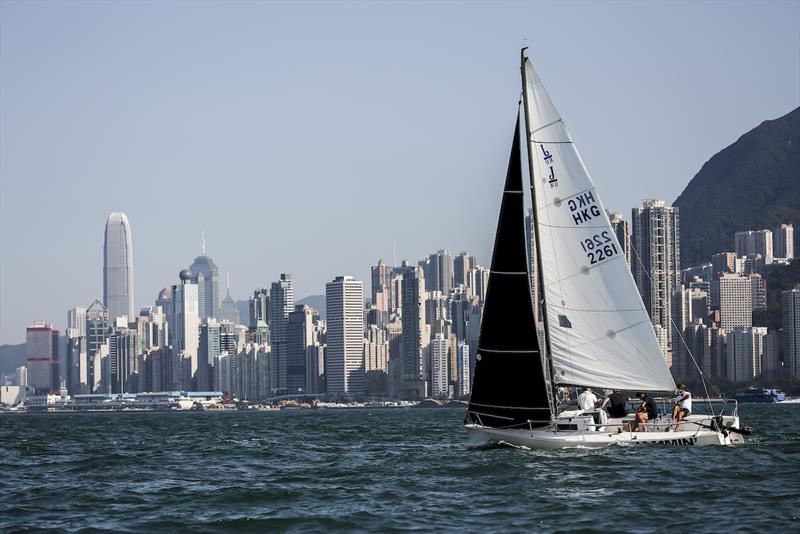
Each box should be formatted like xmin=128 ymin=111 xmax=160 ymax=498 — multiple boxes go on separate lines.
xmin=673 ymin=107 xmax=800 ymax=267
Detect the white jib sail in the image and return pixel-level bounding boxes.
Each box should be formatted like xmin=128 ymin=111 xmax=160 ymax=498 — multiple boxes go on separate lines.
xmin=523 ymin=58 xmax=676 ymax=392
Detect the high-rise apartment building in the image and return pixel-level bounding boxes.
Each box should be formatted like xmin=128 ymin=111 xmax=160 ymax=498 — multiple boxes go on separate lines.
xmin=774 ymin=224 xmax=794 ymax=259
xmin=420 ymin=250 xmax=452 ymax=294
xmin=607 ymin=211 xmax=632 ymax=268
xmin=467 ymin=267 xmax=490 ymax=304
xmin=103 ymin=212 xmax=134 ymax=322
xmin=269 ymin=273 xmax=294 ymax=393
xmin=26 ymin=321 xmax=60 ymax=394
xmin=430 ymin=333 xmax=450 ymax=397
xmin=632 ymin=199 xmax=680 ymax=357
xmin=717 ymin=273 xmax=753 ymax=331
xmin=325 ymin=276 xmax=365 ymax=396
xmin=750 ymin=274 xmax=767 ymax=310
xmin=453 ymin=252 xmax=476 ymax=288
xmin=397 ymin=263 xmax=428 ymax=399
xmin=189 ymin=249 xmax=220 ymax=320
xmin=726 ymin=327 xmax=766 ymax=382
xmin=364 ymin=325 xmax=389 ymax=396
xmin=735 ymin=229 xmax=773 ymax=264
xmin=762 ymin=331 xmax=781 ymax=382
xmin=783 ymin=286 xmax=800 ymax=378
xmin=456 ymin=342 xmax=470 ymax=397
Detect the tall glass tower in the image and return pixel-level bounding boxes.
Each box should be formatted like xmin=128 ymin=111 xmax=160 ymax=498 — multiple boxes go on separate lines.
xmin=189 ymin=250 xmax=220 ymax=320
xmin=103 ymin=212 xmax=134 ymax=322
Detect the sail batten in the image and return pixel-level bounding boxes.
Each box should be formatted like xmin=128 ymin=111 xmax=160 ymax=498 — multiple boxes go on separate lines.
xmin=466 ymin=112 xmax=552 ymax=429
xmin=523 ymin=57 xmax=676 ymax=393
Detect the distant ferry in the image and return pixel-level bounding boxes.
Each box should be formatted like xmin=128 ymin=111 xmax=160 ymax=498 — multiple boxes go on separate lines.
xmin=733 ymin=387 xmax=787 ymax=403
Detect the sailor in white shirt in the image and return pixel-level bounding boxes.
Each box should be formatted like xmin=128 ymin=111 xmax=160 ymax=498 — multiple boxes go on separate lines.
xmin=577 ymin=387 xmax=598 ymax=412
xmin=672 ymin=384 xmax=692 ymax=430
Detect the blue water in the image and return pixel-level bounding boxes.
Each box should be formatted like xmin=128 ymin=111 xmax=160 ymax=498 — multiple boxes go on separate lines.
xmin=1 ymin=405 xmax=798 ymax=532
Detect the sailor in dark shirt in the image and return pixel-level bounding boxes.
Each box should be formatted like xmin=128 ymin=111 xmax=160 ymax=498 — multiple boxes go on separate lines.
xmin=600 ymin=390 xmax=628 ymax=418
xmin=632 ymin=392 xmax=658 ymax=432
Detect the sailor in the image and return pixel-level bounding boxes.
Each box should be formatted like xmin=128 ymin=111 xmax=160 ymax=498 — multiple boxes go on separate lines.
xmin=632 ymin=392 xmax=658 ymax=432
xmin=672 ymin=384 xmax=692 ymax=431
xmin=577 ymin=387 xmax=598 ymax=412
xmin=599 ymin=390 xmax=628 ymax=418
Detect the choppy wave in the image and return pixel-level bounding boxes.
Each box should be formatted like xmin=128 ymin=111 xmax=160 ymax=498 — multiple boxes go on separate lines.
xmin=1 ymin=404 xmax=798 ymax=531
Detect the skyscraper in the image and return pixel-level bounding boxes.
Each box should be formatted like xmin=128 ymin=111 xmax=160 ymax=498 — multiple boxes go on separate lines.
xmin=725 ymin=327 xmax=766 ymax=382
xmin=155 ymin=288 xmax=173 ymax=345
xmin=750 ymin=274 xmax=767 ymax=310
xmin=430 ymin=332 xmax=450 ymax=397
xmin=103 ymin=212 xmax=134 ymax=322
xmin=286 ymin=304 xmax=315 ymax=394
xmin=67 ymin=307 xmax=87 ymax=337
xmin=198 ymin=319 xmax=222 ymax=391
xmin=172 ymin=269 xmax=200 ymax=389
xmin=269 ymin=273 xmax=294 ymax=393
xmin=189 ymin=245 xmax=220 ymax=320
xmin=65 ymin=332 xmax=87 ymax=395
xmin=25 ymin=321 xmax=60 ymax=394
xmin=735 ymin=229 xmax=773 ymax=264
xmin=774 ymin=224 xmax=794 ymax=260
xmin=219 ymin=276 xmax=240 ymax=325
xmin=607 ymin=211 xmax=632 ymax=268
xmin=456 ymin=341 xmax=470 ymax=397
xmin=717 ymin=273 xmax=752 ymax=331
xmin=398 ymin=263 xmax=428 ymax=399
xmin=249 ymin=288 xmax=269 ymax=329
xmin=85 ymin=299 xmax=109 ymax=392
xmin=632 ymin=199 xmax=680 ymax=358
xmin=420 ymin=250 xmax=452 ymax=294
xmin=371 ymin=259 xmax=391 ymax=305
xmin=453 ymin=252 xmax=476 ymax=288
xmin=325 ymin=276 xmax=365 ymax=396
xmin=783 ymin=286 xmax=800 ymax=378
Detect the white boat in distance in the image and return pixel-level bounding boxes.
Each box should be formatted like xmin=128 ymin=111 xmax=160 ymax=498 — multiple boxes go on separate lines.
xmin=464 ymin=50 xmax=747 ymax=448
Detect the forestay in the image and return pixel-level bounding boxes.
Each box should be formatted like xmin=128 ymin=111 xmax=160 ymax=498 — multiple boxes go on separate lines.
xmin=522 ymin=58 xmax=675 ymax=392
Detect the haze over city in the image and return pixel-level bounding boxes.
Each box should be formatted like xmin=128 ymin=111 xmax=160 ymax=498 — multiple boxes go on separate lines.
xmin=1 ymin=1 xmax=798 ymax=344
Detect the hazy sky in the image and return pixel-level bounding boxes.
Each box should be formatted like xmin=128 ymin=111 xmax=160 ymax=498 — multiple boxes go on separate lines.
xmin=1 ymin=1 xmax=798 ymax=344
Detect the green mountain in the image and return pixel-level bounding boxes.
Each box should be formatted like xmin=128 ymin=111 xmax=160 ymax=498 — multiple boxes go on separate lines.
xmin=673 ymin=107 xmax=800 ymax=267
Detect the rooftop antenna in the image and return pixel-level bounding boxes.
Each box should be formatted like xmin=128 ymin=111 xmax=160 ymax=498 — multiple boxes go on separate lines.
xmin=393 ymin=242 xmax=397 ymax=267
xmin=202 ymin=230 xmax=206 ymax=255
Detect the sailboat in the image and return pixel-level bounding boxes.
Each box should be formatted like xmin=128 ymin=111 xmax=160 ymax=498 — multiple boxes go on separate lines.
xmin=464 ymin=50 xmax=745 ymax=448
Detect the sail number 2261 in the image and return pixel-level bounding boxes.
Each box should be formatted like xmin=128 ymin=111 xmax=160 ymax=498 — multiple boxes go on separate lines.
xmin=580 ymin=231 xmax=619 ymax=264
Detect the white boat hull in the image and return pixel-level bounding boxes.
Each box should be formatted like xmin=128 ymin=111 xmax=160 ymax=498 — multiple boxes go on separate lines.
xmin=465 ymin=414 xmax=743 ymax=448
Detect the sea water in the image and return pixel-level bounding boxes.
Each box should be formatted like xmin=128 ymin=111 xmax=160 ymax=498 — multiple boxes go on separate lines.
xmin=1 ymin=404 xmax=798 ymax=532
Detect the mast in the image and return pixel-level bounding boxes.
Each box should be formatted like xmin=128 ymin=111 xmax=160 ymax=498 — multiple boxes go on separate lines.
xmin=520 ymin=48 xmax=559 ymax=414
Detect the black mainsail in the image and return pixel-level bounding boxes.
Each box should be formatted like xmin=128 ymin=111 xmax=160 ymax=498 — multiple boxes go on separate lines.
xmin=466 ymin=113 xmax=552 ymax=429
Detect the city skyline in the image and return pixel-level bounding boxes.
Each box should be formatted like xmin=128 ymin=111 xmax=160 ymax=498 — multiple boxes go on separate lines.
xmin=4 ymin=203 xmax=798 ymax=400
xmin=2 ymin=1 xmax=799 ymax=344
